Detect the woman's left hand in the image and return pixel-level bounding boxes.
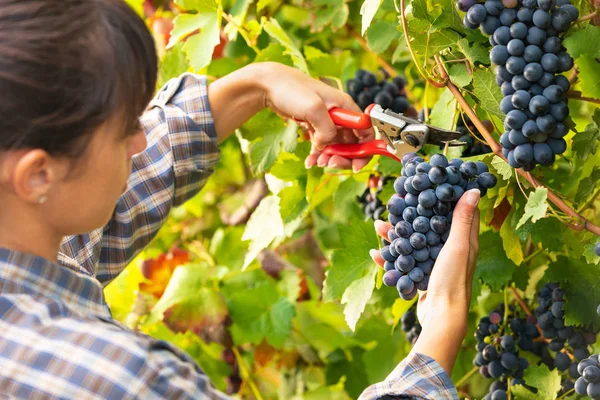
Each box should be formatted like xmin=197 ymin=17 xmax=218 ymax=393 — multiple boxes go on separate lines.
xmin=259 ymin=62 xmax=374 ymax=172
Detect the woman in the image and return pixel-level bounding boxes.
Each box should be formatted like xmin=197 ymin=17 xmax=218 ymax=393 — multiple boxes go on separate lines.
xmin=0 ymin=0 xmax=480 ymax=398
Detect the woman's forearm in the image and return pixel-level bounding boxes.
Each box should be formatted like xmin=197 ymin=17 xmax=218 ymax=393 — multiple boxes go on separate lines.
xmin=207 ymin=63 xmax=269 ymax=142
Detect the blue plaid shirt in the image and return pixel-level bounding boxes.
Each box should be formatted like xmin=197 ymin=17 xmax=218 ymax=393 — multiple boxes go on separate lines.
xmin=0 ymin=73 xmax=457 ymax=399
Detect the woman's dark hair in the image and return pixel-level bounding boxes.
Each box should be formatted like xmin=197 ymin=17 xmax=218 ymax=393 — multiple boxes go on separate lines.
xmin=0 ymin=0 xmax=158 ymax=157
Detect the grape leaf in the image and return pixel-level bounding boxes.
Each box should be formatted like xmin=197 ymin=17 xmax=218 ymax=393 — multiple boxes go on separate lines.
xmin=543 ymin=256 xmax=600 ymax=330
xmin=341 ymin=266 xmax=377 ymax=331
xmin=391 ymin=297 xmax=417 ymax=331
xmin=575 ymin=165 xmax=600 ymax=206
xmin=149 ymin=265 xmax=228 ymax=335
xmin=325 ymin=347 xmax=370 ymax=399
xmin=516 ymin=187 xmax=548 ymax=229
xmin=228 ymin=281 xmax=295 ymax=347
xmin=563 ymin=24 xmax=600 ymax=59
xmin=572 ymin=108 xmax=600 ymax=162
xmin=366 ymin=21 xmax=400 ymax=54
xmin=279 ymin=182 xmax=309 ymax=222
xmin=500 ymin=210 xmax=524 ymax=266
xmin=455 ymin=38 xmax=490 ymax=65
xmin=255 ymin=43 xmax=294 ymax=66
xmin=511 ymin=365 xmax=562 ymax=400
xmin=583 ymin=241 xmax=600 ymax=265
xmin=209 ymin=227 xmax=248 ymax=270
xmin=333 ymin=177 xmax=367 ymax=222
xmin=104 ymin=255 xmax=146 ymax=322
xmin=175 ymin=0 xmax=218 ymax=10
xmin=158 ymin=42 xmax=191 ymax=88
xmin=378 ymin=156 xmax=403 ymax=175
xmin=474 ymin=231 xmax=517 ymax=291
xmin=575 ymin=55 xmax=600 ymax=99
xmin=517 ymin=218 xmax=564 ymax=252
xmin=242 ymin=195 xmax=285 ymax=269
xmin=411 ymin=29 xmax=461 ymax=57
xmin=410 ymin=0 xmax=460 ymax=31
xmin=491 ymin=155 xmax=512 ymax=181
xmin=168 ymin=12 xmax=221 ymax=71
xmin=263 ymin=18 xmax=308 ymax=73
xmin=472 ymin=69 xmax=504 ymax=119
xmin=448 ymin=63 xmax=472 ymax=88
xmin=430 ymin=88 xmax=457 ymax=131
xmin=360 ymin=0 xmax=383 ymax=35
xmin=323 ymin=214 xmax=379 ymax=301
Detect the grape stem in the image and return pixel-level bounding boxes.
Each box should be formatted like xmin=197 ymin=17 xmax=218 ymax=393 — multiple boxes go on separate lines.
xmin=433 ymin=55 xmax=600 ymax=236
xmin=398 ymin=0 xmax=447 ymax=88
xmin=232 ymin=347 xmax=264 ymax=400
xmin=556 ymin=388 xmax=575 ymax=399
xmin=454 ymin=366 xmax=478 ymax=388
xmin=575 ymin=11 xmax=598 ymax=23
xmin=566 ymin=90 xmax=600 ymax=105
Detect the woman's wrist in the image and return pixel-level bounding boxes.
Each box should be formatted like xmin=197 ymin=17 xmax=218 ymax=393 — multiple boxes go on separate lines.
xmin=208 ymin=63 xmax=273 ymax=141
xmin=411 ymin=307 xmax=468 ymax=376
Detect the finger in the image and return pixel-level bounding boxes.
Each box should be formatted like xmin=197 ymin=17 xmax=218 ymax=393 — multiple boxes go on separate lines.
xmin=327 ymin=155 xmax=352 ymax=170
xmin=303 ymin=97 xmax=338 ymax=150
xmin=305 ymin=152 xmax=319 ymax=169
xmin=467 ymin=208 xmax=480 ymax=280
xmin=317 ymin=152 xmax=331 ymax=167
xmin=369 ymin=249 xmax=385 ymax=268
xmin=375 ymin=220 xmax=392 ymax=241
xmin=447 ymin=189 xmax=480 ymax=244
xmin=352 ymin=157 xmax=371 ymax=173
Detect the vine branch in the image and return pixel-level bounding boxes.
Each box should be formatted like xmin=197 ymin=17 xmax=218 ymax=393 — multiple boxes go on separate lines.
xmin=566 ymin=90 xmax=600 ymax=105
xmin=434 ymin=56 xmax=600 ymax=236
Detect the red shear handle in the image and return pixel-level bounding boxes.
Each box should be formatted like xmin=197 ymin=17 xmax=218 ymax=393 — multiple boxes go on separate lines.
xmin=328 ymin=106 xmax=373 ymax=130
xmin=321 ymin=140 xmax=400 ymax=162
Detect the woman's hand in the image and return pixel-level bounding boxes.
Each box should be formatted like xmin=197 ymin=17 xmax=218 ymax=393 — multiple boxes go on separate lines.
xmin=259 ymin=63 xmax=374 ymax=172
xmin=370 ymin=189 xmax=481 ymax=375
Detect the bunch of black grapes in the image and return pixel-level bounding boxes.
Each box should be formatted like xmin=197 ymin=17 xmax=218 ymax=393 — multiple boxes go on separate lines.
xmin=380 ymin=153 xmax=497 ymax=300
xmin=473 ymin=304 xmax=536 ymax=400
xmin=346 ymin=69 xmax=417 ymax=116
xmin=357 ymin=175 xmax=394 ymax=222
xmin=574 ymin=306 xmax=600 ymax=398
xmin=458 ymin=0 xmax=578 ymax=170
xmin=401 ymin=306 xmax=422 ymax=345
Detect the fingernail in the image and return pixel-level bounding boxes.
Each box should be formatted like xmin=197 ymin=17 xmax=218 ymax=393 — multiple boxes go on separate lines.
xmin=317 ymin=160 xmax=326 ymax=167
xmin=352 ymin=165 xmax=360 ymax=173
xmin=369 ymin=249 xmax=378 ymax=259
xmin=466 ymin=189 xmax=480 ymax=206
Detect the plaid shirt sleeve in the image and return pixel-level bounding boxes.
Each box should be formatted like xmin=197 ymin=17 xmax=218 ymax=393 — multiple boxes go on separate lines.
xmin=58 ymin=73 xmax=220 ymax=285
xmin=358 ymin=352 xmax=459 ymax=400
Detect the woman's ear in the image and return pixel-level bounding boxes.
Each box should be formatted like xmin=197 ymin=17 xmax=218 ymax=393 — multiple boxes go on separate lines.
xmin=7 ymin=149 xmax=62 ymax=204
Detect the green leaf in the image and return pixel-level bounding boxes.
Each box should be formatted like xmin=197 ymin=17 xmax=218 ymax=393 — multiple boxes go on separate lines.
xmin=378 ymin=156 xmax=403 ymax=175
xmin=575 ymin=165 xmax=600 ymax=206
xmin=340 ymin=266 xmax=377 ymax=331
xmin=279 ymin=183 xmax=309 ymax=222
xmin=333 ymin=177 xmax=367 ymax=222
xmin=360 ymin=0 xmax=384 ymax=35
xmin=149 ymin=265 xmax=228 ymax=334
xmin=517 ymin=218 xmax=564 ymax=251
xmin=500 ymin=210 xmax=524 ymax=266
xmin=455 ymin=38 xmax=490 ymax=65
xmin=209 ymin=227 xmax=248 ymax=270
xmin=491 ymin=155 xmax=512 ymax=181
xmin=474 ymin=231 xmax=517 ymax=291
xmin=472 ymin=69 xmax=504 ymax=119
xmin=544 ymin=256 xmax=600 ymax=330
xmin=410 ymin=0 xmax=460 ymax=31
xmin=366 ymin=21 xmax=399 ymax=54
xmin=412 ymin=29 xmax=461 ymax=57
xmin=255 ymin=43 xmax=294 ymax=66
xmin=391 ymin=297 xmax=417 ymax=331
xmin=323 ymin=213 xmax=379 ymax=301
xmin=104 ymin=256 xmax=146 ymax=322
xmin=516 ymin=187 xmax=548 ymax=229
xmin=170 ymin=12 xmax=221 ymax=71
xmin=262 ymin=18 xmax=308 ymax=73
xmin=228 ymin=281 xmax=295 ymax=347
xmin=158 ymin=43 xmax=191 ymax=88
xmin=448 ymin=63 xmax=472 ymax=88
xmin=575 ymin=55 xmax=600 ymax=99
xmin=429 ymin=88 xmax=457 ymax=131
xmin=511 ymin=365 xmax=562 ymax=400
xmin=563 ymin=24 xmax=600 ymax=59
xmin=572 ymin=108 xmax=600 ymax=162
xmin=242 ymin=195 xmax=285 ymax=269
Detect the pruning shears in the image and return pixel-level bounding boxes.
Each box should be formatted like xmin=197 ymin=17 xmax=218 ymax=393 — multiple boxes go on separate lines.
xmin=322 ymin=104 xmax=464 ymax=162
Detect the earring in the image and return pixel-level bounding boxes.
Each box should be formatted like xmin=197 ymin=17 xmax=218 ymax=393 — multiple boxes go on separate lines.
xmin=38 ymin=195 xmax=47 ymax=204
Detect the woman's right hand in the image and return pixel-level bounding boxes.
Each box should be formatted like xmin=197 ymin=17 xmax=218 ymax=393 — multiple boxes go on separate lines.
xmin=370 ymin=189 xmax=481 ymax=375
